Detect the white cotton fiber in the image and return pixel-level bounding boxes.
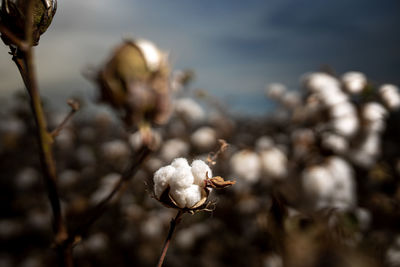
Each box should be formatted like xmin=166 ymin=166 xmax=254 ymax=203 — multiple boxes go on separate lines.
xmin=184 ymin=185 xmax=203 ymax=208
xmin=154 ymin=165 xmax=175 ymax=198
xmin=191 ymin=159 xmax=212 ymax=186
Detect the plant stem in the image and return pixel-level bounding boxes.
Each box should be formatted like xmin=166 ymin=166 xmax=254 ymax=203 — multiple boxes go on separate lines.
xmin=10 ymin=1 xmax=72 ymax=266
xmin=157 ymin=210 xmax=184 ymax=267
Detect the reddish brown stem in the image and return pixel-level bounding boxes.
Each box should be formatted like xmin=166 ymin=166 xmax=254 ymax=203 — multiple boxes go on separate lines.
xmin=157 ymin=210 xmax=184 ymax=267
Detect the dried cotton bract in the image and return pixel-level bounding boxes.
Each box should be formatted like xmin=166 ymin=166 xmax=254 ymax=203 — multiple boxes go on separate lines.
xmin=153 ymin=158 xmax=234 ymax=211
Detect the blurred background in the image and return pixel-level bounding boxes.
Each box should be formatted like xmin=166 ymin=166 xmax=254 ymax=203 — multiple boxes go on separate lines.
xmin=1 ymin=1 xmax=400 ymax=267
xmin=1 ymin=0 xmax=399 ymax=114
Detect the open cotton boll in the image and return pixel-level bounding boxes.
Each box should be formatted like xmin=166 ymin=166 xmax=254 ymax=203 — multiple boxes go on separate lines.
xmin=259 ymin=148 xmax=287 ymax=179
xmin=321 ymin=133 xmax=348 ymax=153
xmin=362 ymin=102 xmax=387 ymax=132
xmin=349 ymin=133 xmax=380 ymax=167
xmin=190 ymin=126 xmax=217 ymax=151
xmin=255 ymin=136 xmax=274 ymax=151
xmin=330 ymin=102 xmax=356 ymax=118
xmin=342 ymin=71 xmax=367 ymax=94
xmin=191 ymin=159 xmax=212 ymax=185
xmin=318 ymin=88 xmax=348 ymax=107
xmin=282 ymin=91 xmax=301 ymax=109
xmin=230 ymin=150 xmax=261 ymax=183
xmin=153 ymin=165 xmax=175 ymax=198
xmin=160 ymin=138 xmax=189 ymax=162
xmin=171 ymin=158 xmax=190 ymax=169
xmin=101 ymin=140 xmax=130 ymax=161
xmin=175 ymin=98 xmax=205 ymax=123
xmin=303 ymin=72 xmax=340 ymax=93
xmin=266 ymin=83 xmax=286 ymax=100
xmin=379 ymin=84 xmax=400 ymax=110
xmin=332 ymin=115 xmax=359 ymax=137
xmin=302 ymin=166 xmax=335 ymax=202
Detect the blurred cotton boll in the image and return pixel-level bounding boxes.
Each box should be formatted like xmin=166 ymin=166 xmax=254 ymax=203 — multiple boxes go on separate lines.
xmin=302 ymin=72 xmax=340 ymax=93
xmin=255 ymin=136 xmax=274 ymax=151
xmin=160 ymin=138 xmax=189 ymax=162
xmin=101 ymin=140 xmax=131 ymax=168
xmin=190 ymin=126 xmax=217 ymax=151
xmin=379 ymin=84 xmax=400 ymax=111
xmin=259 ymin=147 xmax=288 ymax=180
xmin=330 ymin=102 xmax=357 ymax=118
xmin=342 ymin=71 xmax=367 ymax=94
xmin=15 ymin=168 xmax=39 ymax=190
xmin=331 ymin=115 xmax=359 ymax=137
xmin=350 ymin=132 xmax=381 ymax=167
xmin=326 ymin=157 xmax=356 ymax=210
xmin=175 ymin=98 xmax=205 ymax=124
xmin=282 ymin=90 xmax=301 ymax=109
xmin=362 ymin=102 xmax=387 ymax=132
xmin=302 ymin=165 xmax=335 ymax=209
xmin=321 ymin=133 xmax=348 ymax=153
xmin=230 ymin=150 xmax=261 ymax=183
xmin=266 ymin=83 xmax=287 ymax=100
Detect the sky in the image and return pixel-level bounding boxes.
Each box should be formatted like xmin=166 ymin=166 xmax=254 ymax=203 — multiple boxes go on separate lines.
xmin=0 ymin=0 xmax=399 ymax=114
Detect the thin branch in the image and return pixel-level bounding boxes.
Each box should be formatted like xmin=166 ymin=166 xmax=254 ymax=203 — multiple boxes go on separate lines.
xmin=51 ymin=99 xmax=80 ymax=137
xmin=157 ymin=210 xmax=184 ymax=267
xmin=0 ymin=22 xmax=29 ymax=51
xmin=64 ymin=145 xmax=151 ymax=246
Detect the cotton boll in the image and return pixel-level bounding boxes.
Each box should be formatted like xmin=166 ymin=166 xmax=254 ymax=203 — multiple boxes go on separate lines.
xmin=362 ymin=102 xmax=387 ymax=122
xmin=342 ymin=72 xmax=367 ymax=94
xmin=190 ymin=126 xmax=217 ymax=151
xmin=319 ymin=88 xmax=348 ymax=107
xmin=362 ymin=102 xmax=387 ymax=132
xmin=191 ymin=159 xmax=212 ymax=186
xmin=175 ymin=98 xmax=205 ymax=124
xmin=101 ymin=140 xmax=130 ymax=162
xmin=332 ymin=116 xmax=359 ymax=137
xmin=302 ymin=166 xmax=335 ymax=203
xmin=379 ymin=84 xmax=400 ymax=110
xmin=160 ymin=138 xmax=189 ymax=162
xmin=85 ymin=232 xmax=109 ymax=253
xmin=129 ymin=131 xmax=143 ymax=151
xmin=266 ymin=83 xmax=286 ymax=100
xmin=255 ymin=136 xmax=274 ymax=151
xmin=153 ymin=165 xmax=175 ymax=198
xmin=76 ymin=145 xmax=96 ymax=166
xmin=303 ymin=72 xmax=340 ymax=93
xmin=321 ymin=133 xmax=348 ymax=153
xmin=349 ymin=133 xmax=380 ymax=167
xmin=15 ymin=167 xmax=39 ymax=189
xmin=330 ymin=102 xmax=356 ymax=118
xmin=230 ymin=150 xmax=261 ymax=183
xmin=259 ymin=148 xmax=287 ymax=180
xmin=184 ymin=184 xmax=203 ymax=208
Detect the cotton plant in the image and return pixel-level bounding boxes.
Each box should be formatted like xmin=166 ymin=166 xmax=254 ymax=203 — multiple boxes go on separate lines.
xmin=152 ymin=157 xmax=234 ymax=267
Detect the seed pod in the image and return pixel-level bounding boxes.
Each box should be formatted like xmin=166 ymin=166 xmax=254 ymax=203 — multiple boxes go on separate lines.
xmin=0 ymin=0 xmax=57 ymax=46
xmin=96 ymin=39 xmax=171 ymax=128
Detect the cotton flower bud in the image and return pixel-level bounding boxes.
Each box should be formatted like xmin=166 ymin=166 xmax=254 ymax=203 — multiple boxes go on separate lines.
xmin=190 ymin=126 xmax=217 ymax=151
xmin=230 ymin=150 xmax=261 ymax=183
xmin=153 ymin=158 xmax=232 ymax=211
xmin=96 ymin=39 xmax=171 ymax=127
xmin=379 ymin=84 xmax=400 ymax=111
xmin=341 ymin=71 xmax=367 ymax=94
xmin=0 ymin=0 xmax=57 ymax=46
